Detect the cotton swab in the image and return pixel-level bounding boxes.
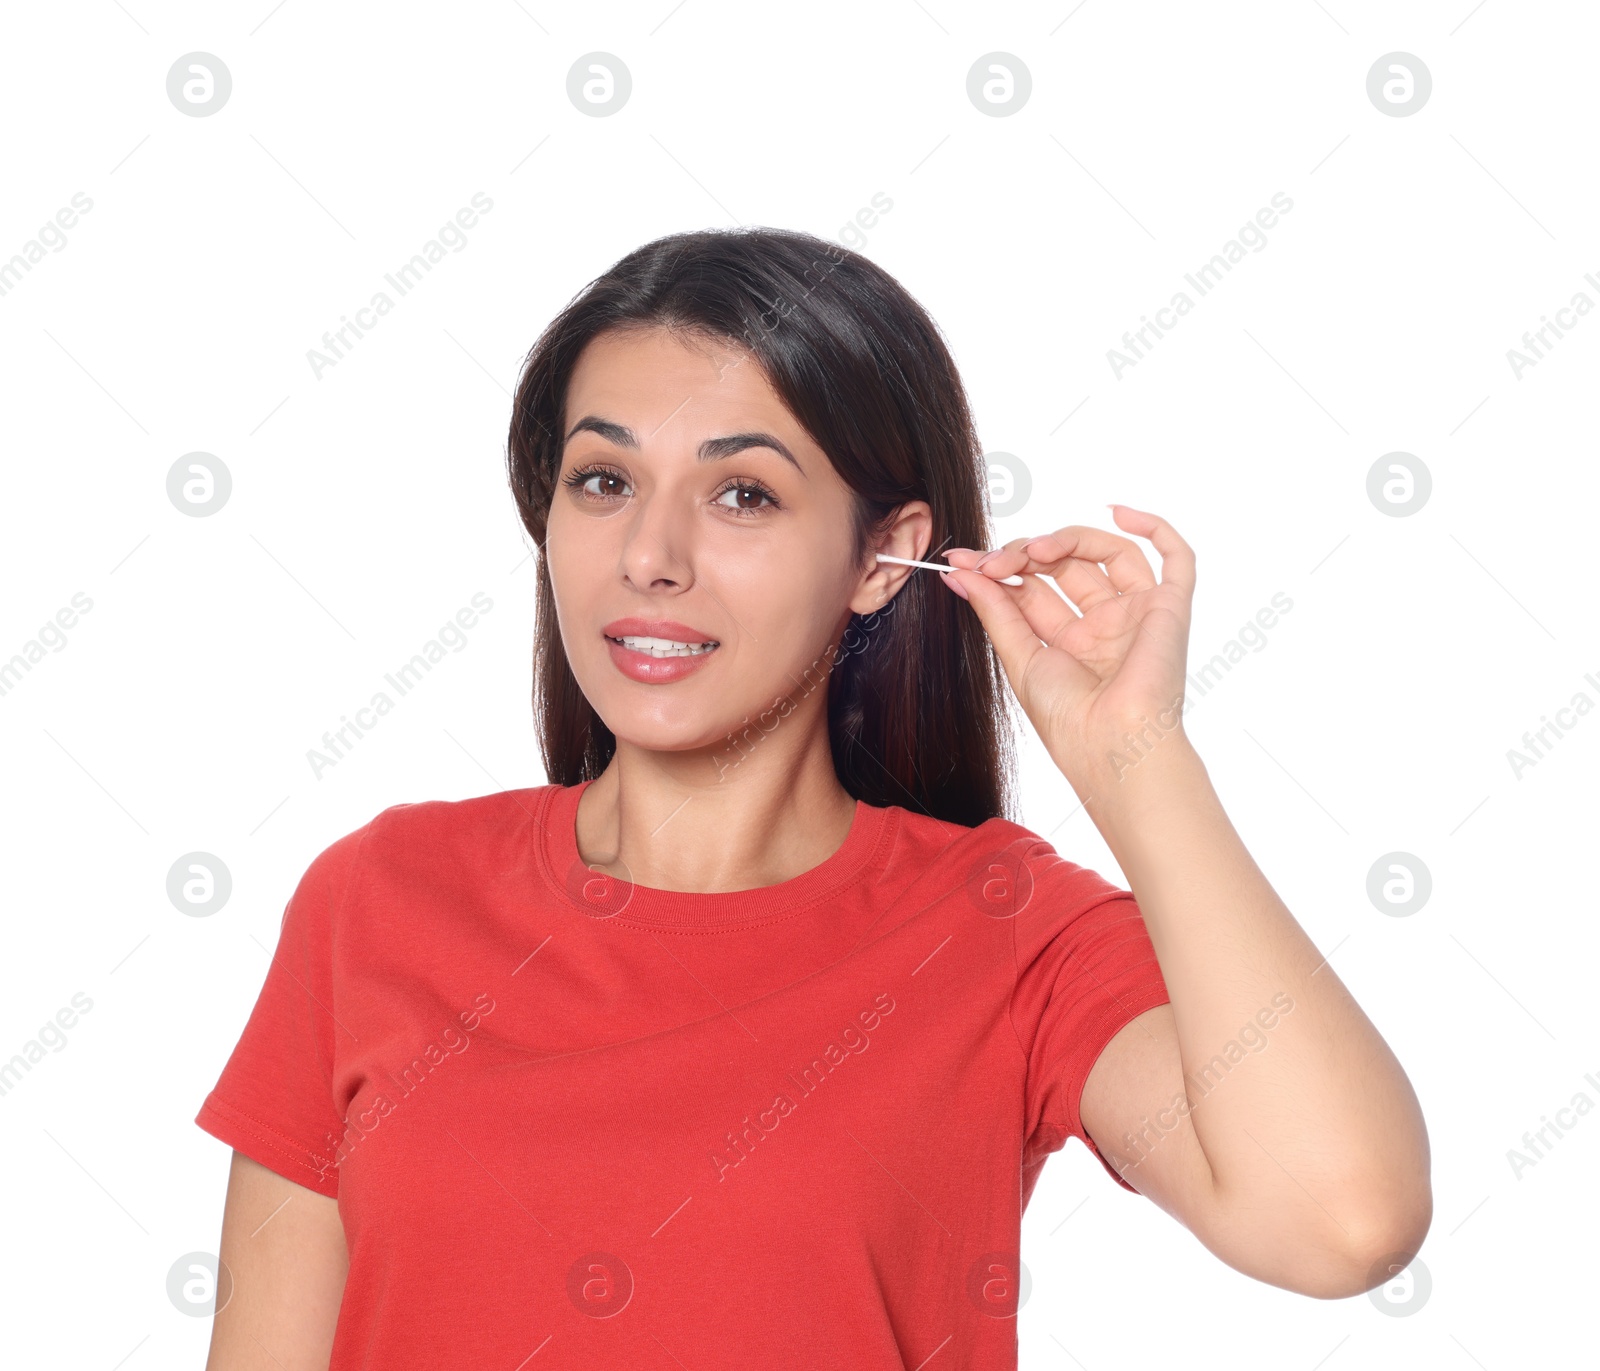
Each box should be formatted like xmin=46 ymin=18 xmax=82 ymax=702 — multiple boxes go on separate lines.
xmin=875 ymin=552 xmax=1025 ymax=586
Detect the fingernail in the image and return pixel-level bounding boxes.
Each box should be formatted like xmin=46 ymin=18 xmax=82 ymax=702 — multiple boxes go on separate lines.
xmin=940 ymin=571 xmax=970 ymax=601
xmin=973 ymin=549 xmax=1001 ymax=568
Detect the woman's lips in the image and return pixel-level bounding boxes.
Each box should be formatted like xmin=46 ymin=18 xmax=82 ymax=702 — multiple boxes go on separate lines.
xmin=604 ymin=635 xmax=719 ymax=683
xmin=601 ymin=616 xmax=717 ymax=642
xmin=600 ymin=619 xmax=720 ymax=684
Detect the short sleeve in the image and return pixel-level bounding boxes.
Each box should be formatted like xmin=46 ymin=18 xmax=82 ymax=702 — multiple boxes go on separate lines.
xmin=194 ymin=820 xmax=375 ymax=1199
xmin=1004 ymin=830 xmax=1170 ymax=1200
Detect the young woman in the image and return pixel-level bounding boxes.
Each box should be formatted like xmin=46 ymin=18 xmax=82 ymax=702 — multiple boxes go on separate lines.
xmin=196 ymin=228 xmax=1430 ymax=1370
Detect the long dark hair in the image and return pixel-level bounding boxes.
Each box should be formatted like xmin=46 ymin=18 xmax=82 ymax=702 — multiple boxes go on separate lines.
xmin=505 ymin=227 xmax=1016 ymax=829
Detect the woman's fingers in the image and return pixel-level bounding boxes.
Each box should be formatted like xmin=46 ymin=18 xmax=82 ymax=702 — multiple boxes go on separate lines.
xmin=944 ymin=544 xmax=1082 ymax=647
xmin=940 ymin=563 xmax=1099 ymax=705
xmin=1020 ymin=525 xmax=1157 ymax=594
xmin=1103 ymin=504 xmax=1197 ymax=597
xmin=1039 ymin=555 xmax=1119 ymax=615
xmin=950 ymin=509 xmax=1192 ymax=603
xmin=950 ymin=527 xmax=1150 ymax=600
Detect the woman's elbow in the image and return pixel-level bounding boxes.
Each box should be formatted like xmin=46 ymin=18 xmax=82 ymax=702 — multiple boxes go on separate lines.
xmin=1296 ymin=1182 xmax=1435 ymax=1301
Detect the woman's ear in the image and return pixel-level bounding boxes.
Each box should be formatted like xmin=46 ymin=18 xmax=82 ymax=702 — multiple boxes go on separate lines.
xmin=850 ymin=500 xmax=933 ymax=614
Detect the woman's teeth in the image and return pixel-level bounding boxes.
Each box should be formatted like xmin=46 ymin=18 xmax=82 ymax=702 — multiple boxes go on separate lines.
xmin=610 ymin=635 xmax=718 ymax=658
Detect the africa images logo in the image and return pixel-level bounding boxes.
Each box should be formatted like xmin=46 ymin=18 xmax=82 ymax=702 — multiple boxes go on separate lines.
xmin=709 ymin=992 xmax=896 ymax=1182
xmin=316 ymin=993 xmax=495 ymax=1179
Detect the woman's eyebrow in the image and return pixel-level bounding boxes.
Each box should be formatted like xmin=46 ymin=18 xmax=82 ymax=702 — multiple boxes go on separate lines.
xmin=563 ymin=415 xmax=805 ymax=475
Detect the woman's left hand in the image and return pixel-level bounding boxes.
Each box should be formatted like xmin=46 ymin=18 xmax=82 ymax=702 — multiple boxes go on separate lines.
xmin=940 ymin=504 xmax=1196 ymax=784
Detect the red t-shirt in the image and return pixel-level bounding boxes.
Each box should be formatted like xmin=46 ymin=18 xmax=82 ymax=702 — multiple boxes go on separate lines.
xmin=196 ymin=780 xmax=1169 ymax=1368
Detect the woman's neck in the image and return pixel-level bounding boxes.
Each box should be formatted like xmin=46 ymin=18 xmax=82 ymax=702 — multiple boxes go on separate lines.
xmin=573 ymin=738 xmax=858 ymax=895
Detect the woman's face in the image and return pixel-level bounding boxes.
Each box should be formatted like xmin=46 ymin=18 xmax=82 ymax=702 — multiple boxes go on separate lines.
xmin=546 ymin=325 xmax=927 ymax=759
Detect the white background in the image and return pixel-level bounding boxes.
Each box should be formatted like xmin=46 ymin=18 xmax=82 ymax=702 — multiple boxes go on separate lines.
xmin=1 ymin=1 xmax=1594 ymax=1366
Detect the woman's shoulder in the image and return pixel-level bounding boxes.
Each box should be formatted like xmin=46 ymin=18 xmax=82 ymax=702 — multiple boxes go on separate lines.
xmin=301 ymin=785 xmax=568 ymax=876
xmin=885 ymin=800 xmax=1043 ymax=854
xmin=875 ymin=800 xmax=1059 ymax=879
xmin=365 ymin=784 xmax=563 ymax=834
xmin=883 ymin=801 xmax=1119 ymax=902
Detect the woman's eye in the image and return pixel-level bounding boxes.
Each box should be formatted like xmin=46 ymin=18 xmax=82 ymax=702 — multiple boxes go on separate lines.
xmin=565 ymin=467 xmax=631 ymax=500
xmin=714 ymin=482 xmax=777 ymax=515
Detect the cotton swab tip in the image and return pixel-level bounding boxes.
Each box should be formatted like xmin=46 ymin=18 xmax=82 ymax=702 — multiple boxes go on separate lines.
xmin=875 ymin=553 xmax=1024 ymax=587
